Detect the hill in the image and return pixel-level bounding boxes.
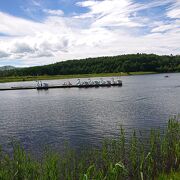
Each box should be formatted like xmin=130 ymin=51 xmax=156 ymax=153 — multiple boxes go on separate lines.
xmin=0 ymin=54 xmax=180 ymax=77
xmin=0 ymin=66 xmax=16 ymax=71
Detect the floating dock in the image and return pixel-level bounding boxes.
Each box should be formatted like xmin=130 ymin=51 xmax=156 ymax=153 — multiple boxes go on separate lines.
xmin=0 ymin=79 xmax=122 ymax=91
xmin=0 ymin=82 xmax=122 ymax=91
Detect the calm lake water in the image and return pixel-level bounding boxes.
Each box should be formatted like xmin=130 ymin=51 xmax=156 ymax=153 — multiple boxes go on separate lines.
xmin=0 ymin=73 xmax=180 ymax=154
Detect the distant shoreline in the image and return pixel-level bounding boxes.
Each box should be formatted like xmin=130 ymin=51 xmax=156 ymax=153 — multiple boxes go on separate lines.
xmin=0 ymin=72 xmax=158 ymax=83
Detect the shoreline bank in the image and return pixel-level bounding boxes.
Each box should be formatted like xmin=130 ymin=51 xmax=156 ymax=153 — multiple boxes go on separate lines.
xmin=0 ymin=72 xmax=156 ymax=83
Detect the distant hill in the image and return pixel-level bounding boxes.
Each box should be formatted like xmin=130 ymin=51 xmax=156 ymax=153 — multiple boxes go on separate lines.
xmin=0 ymin=54 xmax=180 ymax=77
xmin=0 ymin=66 xmax=16 ymax=71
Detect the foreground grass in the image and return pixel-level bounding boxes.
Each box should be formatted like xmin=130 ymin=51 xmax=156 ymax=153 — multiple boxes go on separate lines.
xmin=0 ymin=72 xmax=156 ymax=83
xmin=158 ymin=171 xmax=180 ymax=179
xmin=0 ymin=118 xmax=179 ymax=180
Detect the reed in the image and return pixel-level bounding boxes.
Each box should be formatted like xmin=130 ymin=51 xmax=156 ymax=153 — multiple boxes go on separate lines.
xmin=0 ymin=118 xmax=180 ymax=180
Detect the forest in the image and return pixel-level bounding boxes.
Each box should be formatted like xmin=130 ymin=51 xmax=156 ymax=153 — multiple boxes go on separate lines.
xmin=0 ymin=54 xmax=180 ymax=77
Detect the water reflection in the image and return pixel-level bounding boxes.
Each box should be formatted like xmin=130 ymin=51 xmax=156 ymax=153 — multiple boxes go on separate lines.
xmin=0 ymin=73 xmax=180 ymax=154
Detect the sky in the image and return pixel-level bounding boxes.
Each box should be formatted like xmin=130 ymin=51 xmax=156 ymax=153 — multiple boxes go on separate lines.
xmin=0 ymin=0 xmax=179 ymax=67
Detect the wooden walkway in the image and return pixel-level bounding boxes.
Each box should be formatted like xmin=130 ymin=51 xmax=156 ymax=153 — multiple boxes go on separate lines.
xmin=0 ymin=83 xmax=122 ymax=91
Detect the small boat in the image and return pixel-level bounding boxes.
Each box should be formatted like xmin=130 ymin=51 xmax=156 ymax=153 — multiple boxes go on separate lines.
xmin=36 ymin=80 xmax=49 ymax=90
xmin=34 ymin=78 xmax=122 ymax=90
xmin=76 ymin=78 xmax=122 ymax=87
xmin=164 ymin=75 xmax=169 ymax=78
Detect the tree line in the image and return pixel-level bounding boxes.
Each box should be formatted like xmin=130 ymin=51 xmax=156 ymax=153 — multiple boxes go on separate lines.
xmin=0 ymin=54 xmax=180 ymax=77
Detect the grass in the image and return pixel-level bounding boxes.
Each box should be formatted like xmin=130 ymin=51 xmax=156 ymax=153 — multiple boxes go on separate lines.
xmin=0 ymin=72 xmax=156 ymax=83
xmin=0 ymin=117 xmax=179 ymax=179
xmin=158 ymin=171 xmax=180 ymax=179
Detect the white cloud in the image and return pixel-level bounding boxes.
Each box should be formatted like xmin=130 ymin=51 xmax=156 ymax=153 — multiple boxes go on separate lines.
xmin=151 ymin=20 xmax=180 ymax=32
xmin=167 ymin=0 xmax=180 ymax=18
xmin=0 ymin=0 xmax=179 ymax=66
xmin=75 ymin=0 xmax=175 ymax=28
xmin=76 ymin=0 xmax=143 ymax=27
xmin=43 ymin=9 xmax=64 ymax=16
xmin=31 ymin=0 xmax=41 ymax=7
xmin=0 ymin=51 xmax=9 ymax=58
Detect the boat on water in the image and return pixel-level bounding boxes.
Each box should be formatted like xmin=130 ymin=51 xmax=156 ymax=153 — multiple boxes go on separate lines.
xmin=36 ymin=80 xmax=49 ymax=90
xmin=64 ymin=78 xmax=122 ymax=88
xmin=36 ymin=78 xmax=122 ymax=90
xmin=0 ymin=78 xmax=122 ymax=91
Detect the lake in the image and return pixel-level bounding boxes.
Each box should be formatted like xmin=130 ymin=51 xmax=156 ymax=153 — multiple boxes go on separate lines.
xmin=0 ymin=73 xmax=180 ymax=154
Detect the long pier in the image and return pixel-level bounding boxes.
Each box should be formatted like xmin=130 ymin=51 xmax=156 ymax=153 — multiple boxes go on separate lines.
xmin=0 ymin=83 xmax=122 ymax=91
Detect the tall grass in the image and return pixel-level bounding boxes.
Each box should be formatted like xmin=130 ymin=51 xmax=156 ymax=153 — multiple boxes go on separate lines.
xmin=0 ymin=118 xmax=180 ymax=180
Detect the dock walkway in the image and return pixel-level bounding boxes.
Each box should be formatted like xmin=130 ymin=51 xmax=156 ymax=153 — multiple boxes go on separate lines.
xmin=0 ymin=83 xmax=122 ymax=91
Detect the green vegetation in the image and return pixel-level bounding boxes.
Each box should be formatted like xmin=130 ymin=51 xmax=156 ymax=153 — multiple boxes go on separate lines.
xmin=158 ymin=171 xmax=180 ymax=179
xmin=0 ymin=54 xmax=180 ymax=79
xmin=0 ymin=72 xmax=155 ymax=83
xmin=0 ymin=118 xmax=180 ymax=179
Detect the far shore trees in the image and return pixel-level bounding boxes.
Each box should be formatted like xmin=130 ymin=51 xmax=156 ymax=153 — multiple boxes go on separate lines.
xmin=0 ymin=54 xmax=180 ymax=77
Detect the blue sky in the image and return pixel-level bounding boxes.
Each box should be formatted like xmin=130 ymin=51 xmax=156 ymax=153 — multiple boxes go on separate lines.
xmin=0 ymin=0 xmax=88 ymax=21
xmin=0 ymin=0 xmax=179 ymax=67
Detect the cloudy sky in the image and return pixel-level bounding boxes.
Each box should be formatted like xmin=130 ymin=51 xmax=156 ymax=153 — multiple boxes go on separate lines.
xmin=0 ymin=0 xmax=179 ymax=67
